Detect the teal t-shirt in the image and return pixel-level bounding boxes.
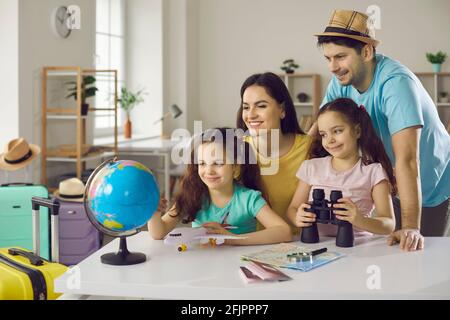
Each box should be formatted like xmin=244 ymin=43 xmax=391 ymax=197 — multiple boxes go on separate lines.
xmin=191 ymin=184 xmax=267 ymax=234
xmin=322 ymin=54 xmax=450 ymax=207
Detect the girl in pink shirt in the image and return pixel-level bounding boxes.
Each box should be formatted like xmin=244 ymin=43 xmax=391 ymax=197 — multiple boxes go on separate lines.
xmin=287 ymin=98 xmax=396 ymax=237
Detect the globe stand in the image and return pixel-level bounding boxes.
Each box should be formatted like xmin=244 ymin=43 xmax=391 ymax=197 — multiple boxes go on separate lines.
xmin=101 ymin=237 xmax=146 ymax=266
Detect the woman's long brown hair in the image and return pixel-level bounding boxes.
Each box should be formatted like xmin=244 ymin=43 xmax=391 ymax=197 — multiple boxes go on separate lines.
xmin=173 ymin=127 xmax=264 ymax=223
xmin=309 ymin=98 xmax=397 ymax=195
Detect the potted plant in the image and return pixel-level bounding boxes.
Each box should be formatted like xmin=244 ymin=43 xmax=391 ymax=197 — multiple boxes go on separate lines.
xmin=65 ymin=75 xmax=98 ymax=115
xmin=438 ymin=91 xmax=448 ymax=103
xmin=426 ymin=51 xmax=447 ymax=73
xmin=280 ymin=59 xmax=299 ymax=74
xmin=118 ymin=87 xmax=146 ymax=139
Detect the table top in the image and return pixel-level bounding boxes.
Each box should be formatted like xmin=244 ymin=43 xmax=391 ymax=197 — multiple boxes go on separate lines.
xmin=54 ymin=232 xmax=450 ymax=300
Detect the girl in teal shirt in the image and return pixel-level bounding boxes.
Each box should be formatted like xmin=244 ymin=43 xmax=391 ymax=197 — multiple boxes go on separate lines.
xmin=148 ymin=127 xmax=292 ymax=245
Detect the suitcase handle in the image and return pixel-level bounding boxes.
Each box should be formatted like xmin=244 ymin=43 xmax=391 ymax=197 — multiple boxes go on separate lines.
xmin=1 ymin=183 xmax=33 ymax=186
xmin=31 ymin=197 xmax=60 ymax=262
xmin=8 ymin=248 xmax=44 ymax=266
xmin=32 ymin=197 xmax=60 ymax=215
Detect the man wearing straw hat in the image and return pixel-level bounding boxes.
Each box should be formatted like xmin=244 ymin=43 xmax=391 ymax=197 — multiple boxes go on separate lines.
xmin=313 ymin=9 xmax=450 ymax=251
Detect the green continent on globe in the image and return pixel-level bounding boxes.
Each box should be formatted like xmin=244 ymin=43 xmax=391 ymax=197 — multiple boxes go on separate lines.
xmin=102 ymin=219 xmax=125 ymax=230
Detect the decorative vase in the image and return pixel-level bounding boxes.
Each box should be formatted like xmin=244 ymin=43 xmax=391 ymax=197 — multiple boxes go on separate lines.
xmin=81 ymin=103 xmax=89 ymax=116
xmin=432 ymin=63 xmax=442 ymax=73
xmin=124 ymin=117 xmax=132 ymax=139
xmin=297 ymin=92 xmax=309 ymax=103
xmin=286 ymin=69 xmax=295 ymax=74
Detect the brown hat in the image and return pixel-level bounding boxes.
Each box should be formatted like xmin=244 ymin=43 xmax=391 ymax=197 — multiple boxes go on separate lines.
xmin=0 ymin=138 xmax=41 ymax=171
xmin=53 ymin=178 xmax=85 ymax=202
xmin=315 ymin=9 xmax=380 ymax=47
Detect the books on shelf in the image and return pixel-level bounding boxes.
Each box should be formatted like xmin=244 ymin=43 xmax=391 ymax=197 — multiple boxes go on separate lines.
xmin=241 ymin=243 xmax=344 ymax=272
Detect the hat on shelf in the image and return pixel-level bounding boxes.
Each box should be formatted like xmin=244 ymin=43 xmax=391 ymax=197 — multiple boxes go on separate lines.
xmin=0 ymin=138 xmax=41 ymax=171
xmin=314 ymin=9 xmax=380 ymax=47
xmin=53 ymin=178 xmax=85 ymax=202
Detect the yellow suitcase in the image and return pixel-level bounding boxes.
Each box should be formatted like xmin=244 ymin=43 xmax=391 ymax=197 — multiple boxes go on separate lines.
xmin=0 ymin=197 xmax=68 ymax=300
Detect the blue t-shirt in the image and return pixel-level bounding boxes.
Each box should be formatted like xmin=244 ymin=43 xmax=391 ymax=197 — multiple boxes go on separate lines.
xmin=322 ymin=54 xmax=450 ymax=207
xmin=191 ymin=184 xmax=267 ymax=234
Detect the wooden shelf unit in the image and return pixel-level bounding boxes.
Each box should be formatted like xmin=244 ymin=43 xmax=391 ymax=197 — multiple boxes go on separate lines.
xmin=415 ymin=72 xmax=450 ymax=132
xmin=279 ymin=73 xmax=321 ymax=132
xmin=41 ymin=66 xmax=119 ymax=186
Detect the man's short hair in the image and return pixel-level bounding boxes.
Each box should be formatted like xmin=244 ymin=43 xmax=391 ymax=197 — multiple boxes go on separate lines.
xmin=317 ymin=35 xmax=376 ymax=56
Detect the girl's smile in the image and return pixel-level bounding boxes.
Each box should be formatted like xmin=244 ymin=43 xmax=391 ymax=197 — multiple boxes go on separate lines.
xmin=197 ymin=142 xmax=236 ymax=191
xmin=242 ymin=85 xmax=285 ymax=136
xmin=318 ymin=111 xmax=361 ymax=160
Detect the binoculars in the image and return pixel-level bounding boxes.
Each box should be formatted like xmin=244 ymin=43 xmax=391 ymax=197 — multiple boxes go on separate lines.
xmin=300 ymin=189 xmax=354 ymax=247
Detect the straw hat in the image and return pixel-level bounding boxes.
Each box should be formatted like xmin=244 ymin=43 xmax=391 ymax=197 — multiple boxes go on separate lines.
xmin=53 ymin=178 xmax=85 ymax=202
xmin=315 ymin=9 xmax=380 ymax=47
xmin=0 ymin=138 xmax=41 ymax=171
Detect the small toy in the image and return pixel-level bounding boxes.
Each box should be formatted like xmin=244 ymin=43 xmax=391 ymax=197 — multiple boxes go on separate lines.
xmin=163 ymin=227 xmax=245 ymax=252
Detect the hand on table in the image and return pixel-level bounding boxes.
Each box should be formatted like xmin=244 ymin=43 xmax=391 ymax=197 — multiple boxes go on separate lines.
xmin=387 ymin=229 xmax=424 ymax=251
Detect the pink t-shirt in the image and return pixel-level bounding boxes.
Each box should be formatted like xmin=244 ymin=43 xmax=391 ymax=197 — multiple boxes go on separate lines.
xmin=296 ymin=156 xmax=388 ymax=236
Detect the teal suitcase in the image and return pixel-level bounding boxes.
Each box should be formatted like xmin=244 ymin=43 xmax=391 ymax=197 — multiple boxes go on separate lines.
xmin=0 ymin=183 xmax=50 ymax=259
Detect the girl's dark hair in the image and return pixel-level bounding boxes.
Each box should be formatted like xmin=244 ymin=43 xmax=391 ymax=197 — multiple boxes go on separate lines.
xmin=173 ymin=127 xmax=264 ymax=223
xmin=236 ymin=72 xmax=305 ymax=135
xmin=309 ymin=98 xmax=397 ymax=195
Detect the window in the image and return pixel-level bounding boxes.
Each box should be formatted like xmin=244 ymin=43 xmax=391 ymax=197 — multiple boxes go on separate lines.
xmin=95 ymin=0 xmax=125 ymax=133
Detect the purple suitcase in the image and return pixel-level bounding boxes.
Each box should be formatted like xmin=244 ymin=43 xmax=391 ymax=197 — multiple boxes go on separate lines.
xmin=58 ymin=200 xmax=101 ymax=266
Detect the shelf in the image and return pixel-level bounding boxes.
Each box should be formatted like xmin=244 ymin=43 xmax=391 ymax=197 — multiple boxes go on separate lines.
xmin=46 ymin=71 xmax=79 ymax=77
xmin=46 ymin=108 xmax=115 ymax=115
xmin=42 ymin=66 xmax=118 ymax=186
xmin=46 ymin=151 xmax=116 ymax=163
xmin=44 ymin=67 xmax=117 ymax=78
xmin=279 ymin=73 xmax=321 ymax=78
xmin=294 ymin=102 xmax=313 ymax=107
xmin=94 ymin=134 xmax=157 ymax=146
xmin=278 ymin=73 xmax=321 ymax=132
xmin=415 ymin=72 xmax=450 ymax=76
xmin=47 ymin=114 xmax=114 ymax=120
xmin=47 ymin=115 xmax=88 ymax=120
xmin=414 ymin=70 xmax=450 ymax=131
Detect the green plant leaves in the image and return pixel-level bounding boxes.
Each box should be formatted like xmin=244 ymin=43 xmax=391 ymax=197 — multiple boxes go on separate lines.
xmin=426 ymin=51 xmax=447 ymax=64
xmin=118 ymin=87 xmax=146 ymax=113
xmin=65 ymin=76 xmax=98 ymax=103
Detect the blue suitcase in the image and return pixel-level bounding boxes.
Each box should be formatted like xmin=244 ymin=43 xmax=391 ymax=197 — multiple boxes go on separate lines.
xmin=0 ymin=183 xmax=50 ymax=259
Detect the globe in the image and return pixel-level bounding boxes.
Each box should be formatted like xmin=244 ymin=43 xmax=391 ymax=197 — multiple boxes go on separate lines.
xmin=84 ymin=158 xmax=160 ymax=265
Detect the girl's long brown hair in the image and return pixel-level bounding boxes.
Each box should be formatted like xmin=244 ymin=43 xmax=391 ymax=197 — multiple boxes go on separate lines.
xmin=310 ymin=98 xmax=397 ymax=195
xmin=173 ymin=127 xmax=264 ymax=223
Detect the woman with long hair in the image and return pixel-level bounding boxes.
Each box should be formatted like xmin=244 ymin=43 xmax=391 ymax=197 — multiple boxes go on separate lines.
xmin=236 ymin=72 xmax=311 ymax=234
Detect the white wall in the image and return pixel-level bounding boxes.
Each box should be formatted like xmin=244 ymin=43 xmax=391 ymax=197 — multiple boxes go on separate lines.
xmin=0 ymin=0 xmax=19 ymax=148
xmin=163 ymin=0 xmax=200 ymax=134
xmin=17 ymin=0 xmax=95 ymax=183
xmin=191 ymin=0 xmax=450 ymax=130
xmin=126 ymin=0 xmax=163 ymax=138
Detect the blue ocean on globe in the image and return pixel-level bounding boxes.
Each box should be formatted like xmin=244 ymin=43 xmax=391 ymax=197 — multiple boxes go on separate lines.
xmin=87 ymin=160 xmax=160 ymax=233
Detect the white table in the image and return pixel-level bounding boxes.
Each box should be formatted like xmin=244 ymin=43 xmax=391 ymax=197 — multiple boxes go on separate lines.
xmin=117 ymin=137 xmax=182 ymax=200
xmin=55 ymin=232 xmax=450 ymax=300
